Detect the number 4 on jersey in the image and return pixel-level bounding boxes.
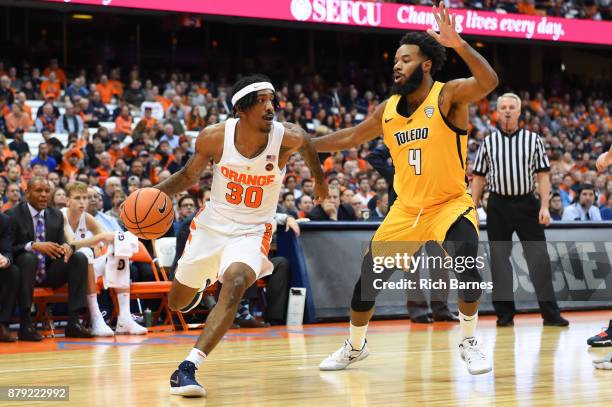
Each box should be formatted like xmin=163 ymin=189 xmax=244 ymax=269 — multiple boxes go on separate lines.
xmin=408 ymin=148 xmax=422 ymax=175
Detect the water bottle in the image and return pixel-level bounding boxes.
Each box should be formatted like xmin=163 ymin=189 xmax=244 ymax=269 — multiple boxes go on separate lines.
xmin=144 ymin=308 xmax=152 ymax=327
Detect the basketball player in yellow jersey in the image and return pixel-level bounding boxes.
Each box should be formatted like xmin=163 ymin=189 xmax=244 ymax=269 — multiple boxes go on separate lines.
xmin=314 ymin=3 xmax=499 ymax=375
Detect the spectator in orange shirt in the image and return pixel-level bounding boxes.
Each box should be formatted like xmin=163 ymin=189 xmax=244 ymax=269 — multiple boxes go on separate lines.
xmin=154 ymin=86 xmax=171 ymax=112
xmin=140 ymin=106 xmax=158 ymax=129
xmin=109 ymin=68 xmax=124 ymax=99
xmin=107 ymin=138 xmax=122 ymax=165
xmin=15 ymin=93 xmax=32 ymax=119
xmin=95 ymin=152 xmax=113 ymax=187
xmin=60 ymin=149 xmax=83 ymax=180
xmin=43 ymin=58 xmax=67 ymax=86
xmin=346 ymin=147 xmax=368 ymax=172
xmin=5 ymin=104 xmax=33 ymax=135
xmin=114 ymin=106 xmax=133 ymax=136
xmin=518 ymin=0 xmax=537 ymax=15
xmin=96 ymin=75 xmax=114 ymax=104
xmin=40 ymin=72 xmax=62 ymax=100
xmin=186 ymin=105 xmax=206 ymax=131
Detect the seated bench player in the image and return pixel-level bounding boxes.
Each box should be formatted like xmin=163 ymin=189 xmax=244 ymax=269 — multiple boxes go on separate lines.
xmin=62 ymin=181 xmax=147 ymax=336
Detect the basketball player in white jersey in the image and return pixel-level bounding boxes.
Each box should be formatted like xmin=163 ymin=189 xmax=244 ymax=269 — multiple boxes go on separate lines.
xmin=154 ymin=74 xmax=327 ymax=397
xmin=62 ymin=181 xmax=148 ymax=336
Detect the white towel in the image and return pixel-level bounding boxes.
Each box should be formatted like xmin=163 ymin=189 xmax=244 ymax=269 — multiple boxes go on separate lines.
xmin=102 ymin=231 xmax=140 ymax=289
xmin=113 ymin=231 xmax=139 ymax=257
xmin=102 ymin=250 xmax=131 ymax=289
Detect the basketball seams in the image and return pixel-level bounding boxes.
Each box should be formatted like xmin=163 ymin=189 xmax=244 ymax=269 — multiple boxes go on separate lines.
xmin=133 ymin=189 xmax=145 ymax=238
xmin=121 ymin=196 xmax=138 ymax=224
xmin=138 ymin=188 xmax=162 ymax=226
xmin=122 ymin=188 xmax=174 ymax=239
xmin=138 ymin=200 xmax=175 ymax=229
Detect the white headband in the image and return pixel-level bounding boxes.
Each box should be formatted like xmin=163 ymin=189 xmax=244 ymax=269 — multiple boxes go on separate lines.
xmin=231 ymin=82 xmax=275 ymax=106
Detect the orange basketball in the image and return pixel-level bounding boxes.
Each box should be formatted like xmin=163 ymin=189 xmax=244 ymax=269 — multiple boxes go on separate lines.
xmin=120 ymin=188 xmax=174 ymax=240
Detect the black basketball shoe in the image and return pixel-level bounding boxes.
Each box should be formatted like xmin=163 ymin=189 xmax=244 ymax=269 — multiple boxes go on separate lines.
xmin=587 ymin=320 xmax=612 ymax=347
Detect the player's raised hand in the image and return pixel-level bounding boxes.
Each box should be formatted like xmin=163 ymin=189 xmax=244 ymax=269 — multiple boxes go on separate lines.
xmin=427 ymin=2 xmax=463 ymax=48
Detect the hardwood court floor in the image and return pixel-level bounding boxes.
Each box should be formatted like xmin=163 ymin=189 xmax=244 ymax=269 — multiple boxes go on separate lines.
xmin=1 ymin=311 xmax=611 ymax=406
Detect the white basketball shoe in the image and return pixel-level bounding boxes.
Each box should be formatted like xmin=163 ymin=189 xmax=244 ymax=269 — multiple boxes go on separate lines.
xmin=319 ymin=339 xmax=369 ymax=371
xmin=91 ymin=318 xmax=114 ymax=337
xmin=593 ymin=353 xmax=612 ymax=370
xmin=116 ymin=316 xmax=148 ymax=335
xmin=459 ymin=337 xmax=492 ymax=375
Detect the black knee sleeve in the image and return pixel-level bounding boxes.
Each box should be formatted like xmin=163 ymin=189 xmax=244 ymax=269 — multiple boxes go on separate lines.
xmin=350 ymin=248 xmax=390 ymax=313
xmin=351 ymin=249 xmax=376 ymax=312
xmin=351 ymin=276 xmax=375 ymax=312
xmin=444 ymin=217 xmax=483 ymax=303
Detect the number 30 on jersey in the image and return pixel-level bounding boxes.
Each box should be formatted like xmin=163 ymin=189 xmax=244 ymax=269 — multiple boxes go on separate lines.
xmin=226 ymin=182 xmax=263 ymax=208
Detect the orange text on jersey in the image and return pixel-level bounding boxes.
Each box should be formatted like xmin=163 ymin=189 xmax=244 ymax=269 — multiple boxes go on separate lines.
xmin=221 ymin=166 xmax=275 ymax=187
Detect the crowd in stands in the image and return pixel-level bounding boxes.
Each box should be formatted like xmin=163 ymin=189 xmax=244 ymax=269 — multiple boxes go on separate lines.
xmin=379 ymin=0 xmax=611 ymax=21
xmin=0 ymin=59 xmax=610 ymax=227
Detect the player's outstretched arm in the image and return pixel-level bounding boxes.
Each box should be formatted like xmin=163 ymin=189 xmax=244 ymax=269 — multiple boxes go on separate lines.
xmin=312 ymin=101 xmax=386 ymax=153
xmin=281 ymin=122 xmax=328 ymax=201
xmin=154 ymin=126 xmax=219 ymax=196
xmin=427 ymin=2 xmax=498 ymax=104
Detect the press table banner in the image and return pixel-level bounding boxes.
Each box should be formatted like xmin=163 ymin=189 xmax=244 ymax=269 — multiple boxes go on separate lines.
xmin=293 ymin=222 xmax=612 ymax=320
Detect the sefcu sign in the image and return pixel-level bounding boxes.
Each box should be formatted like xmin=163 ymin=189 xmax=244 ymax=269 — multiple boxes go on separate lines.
xmin=290 ymin=0 xmax=382 ymax=26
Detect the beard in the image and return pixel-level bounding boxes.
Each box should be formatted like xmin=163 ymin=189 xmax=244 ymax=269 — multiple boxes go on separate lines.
xmin=390 ymin=65 xmax=424 ymax=97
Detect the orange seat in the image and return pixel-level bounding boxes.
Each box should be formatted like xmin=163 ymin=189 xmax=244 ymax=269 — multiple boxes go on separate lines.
xmin=32 ymin=286 xmax=68 ymax=338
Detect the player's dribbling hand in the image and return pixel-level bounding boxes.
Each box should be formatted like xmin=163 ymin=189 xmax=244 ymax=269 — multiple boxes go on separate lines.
xmin=427 ymin=2 xmax=463 ymax=49
xmin=313 ymin=183 xmax=328 ymax=203
xmin=539 ymin=207 xmax=551 ymax=226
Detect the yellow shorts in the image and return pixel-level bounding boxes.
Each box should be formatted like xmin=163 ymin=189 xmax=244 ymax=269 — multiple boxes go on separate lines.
xmin=372 ymin=193 xmax=478 ymax=254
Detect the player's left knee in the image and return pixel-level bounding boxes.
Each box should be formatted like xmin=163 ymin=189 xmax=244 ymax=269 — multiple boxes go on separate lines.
xmin=223 ymin=266 xmax=254 ymax=305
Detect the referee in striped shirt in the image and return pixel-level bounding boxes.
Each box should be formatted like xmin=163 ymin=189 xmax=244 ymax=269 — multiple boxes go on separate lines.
xmin=471 ymin=92 xmax=568 ymax=327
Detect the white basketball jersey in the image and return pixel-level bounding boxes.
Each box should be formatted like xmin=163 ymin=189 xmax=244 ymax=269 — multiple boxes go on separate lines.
xmin=61 ymin=208 xmax=93 ymax=241
xmin=206 ymin=118 xmax=285 ymax=225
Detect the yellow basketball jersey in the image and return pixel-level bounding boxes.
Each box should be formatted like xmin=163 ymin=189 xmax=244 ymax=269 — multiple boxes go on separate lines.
xmin=382 ymin=81 xmax=469 ymax=212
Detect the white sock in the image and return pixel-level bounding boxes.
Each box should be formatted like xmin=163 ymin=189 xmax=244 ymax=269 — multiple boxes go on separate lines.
xmin=349 ymin=322 xmax=368 ymax=350
xmin=459 ymin=310 xmax=477 ymax=341
xmin=185 ymin=348 xmax=207 ymax=369
xmin=117 ymin=293 xmax=131 ymax=320
xmin=87 ymin=294 xmax=103 ymax=322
